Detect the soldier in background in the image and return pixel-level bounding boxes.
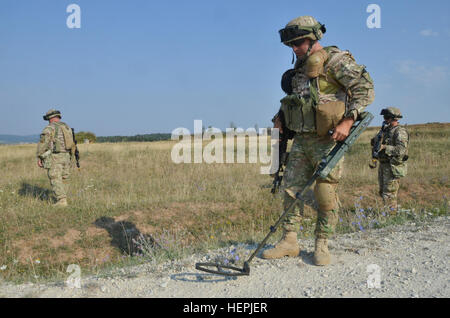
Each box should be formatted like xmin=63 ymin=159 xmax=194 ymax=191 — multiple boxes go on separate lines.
xmin=262 ymin=16 xmax=374 ymax=265
xmin=371 ymin=107 xmax=409 ymax=211
xmin=37 ymin=109 xmax=75 ymax=207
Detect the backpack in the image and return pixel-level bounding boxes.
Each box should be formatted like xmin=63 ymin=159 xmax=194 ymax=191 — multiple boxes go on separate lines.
xmin=53 ymin=122 xmax=75 ymax=152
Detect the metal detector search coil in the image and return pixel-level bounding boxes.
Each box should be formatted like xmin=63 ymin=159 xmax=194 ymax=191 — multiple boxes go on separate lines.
xmin=195 ymin=261 xmax=250 ymax=277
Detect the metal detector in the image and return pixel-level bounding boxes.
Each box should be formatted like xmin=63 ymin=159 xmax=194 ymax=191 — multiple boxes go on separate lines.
xmin=195 ymin=112 xmax=374 ymax=277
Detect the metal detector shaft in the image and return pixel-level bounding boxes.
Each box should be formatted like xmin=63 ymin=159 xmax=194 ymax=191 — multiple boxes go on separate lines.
xmin=246 ymin=176 xmax=316 ymax=264
xmin=195 ymin=112 xmax=374 ymax=277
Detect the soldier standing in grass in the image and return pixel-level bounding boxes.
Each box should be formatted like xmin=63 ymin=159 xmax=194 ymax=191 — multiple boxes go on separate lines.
xmin=262 ymin=16 xmax=374 ymax=265
xmin=37 ymin=109 xmax=75 ymax=207
xmin=371 ymin=107 xmax=409 ymax=212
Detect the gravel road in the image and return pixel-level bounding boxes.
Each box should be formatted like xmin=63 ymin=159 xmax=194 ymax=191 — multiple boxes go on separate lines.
xmin=1 ymin=216 xmax=448 ymax=298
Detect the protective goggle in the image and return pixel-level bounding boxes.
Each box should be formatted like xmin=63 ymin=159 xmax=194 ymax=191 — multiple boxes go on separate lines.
xmin=279 ymin=25 xmax=311 ymax=43
xmin=43 ymin=110 xmax=61 ymax=120
xmin=279 ymin=23 xmax=326 ymax=43
xmin=380 ymin=109 xmax=402 ymax=119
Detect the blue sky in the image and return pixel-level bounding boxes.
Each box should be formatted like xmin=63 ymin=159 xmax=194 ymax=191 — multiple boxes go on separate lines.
xmin=0 ymin=0 xmax=449 ymax=136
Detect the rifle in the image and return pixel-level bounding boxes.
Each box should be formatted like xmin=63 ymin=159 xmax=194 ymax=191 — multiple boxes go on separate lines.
xmin=271 ymin=110 xmax=294 ymax=194
xmin=196 ymin=112 xmax=374 ymax=277
xmin=369 ymin=121 xmax=387 ymax=169
xmin=71 ymin=128 xmax=80 ymax=169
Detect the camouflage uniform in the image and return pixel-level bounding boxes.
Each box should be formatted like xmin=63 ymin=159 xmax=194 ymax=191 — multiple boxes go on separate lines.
xmin=374 ymin=124 xmax=409 ymax=210
xmin=37 ymin=110 xmax=73 ymax=204
xmin=262 ymin=16 xmax=374 ymax=264
xmin=281 ymin=46 xmax=375 ymax=238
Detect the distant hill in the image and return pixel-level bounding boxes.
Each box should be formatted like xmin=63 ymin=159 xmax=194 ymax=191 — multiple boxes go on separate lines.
xmin=0 ymin=134 xmax=40 ymax=145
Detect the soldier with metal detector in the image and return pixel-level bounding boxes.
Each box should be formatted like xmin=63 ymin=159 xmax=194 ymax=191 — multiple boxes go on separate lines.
xmin=265 ymin=16 xmax=375 ymax=266
xmin=195 ymin=16 xmax=375 ymax=276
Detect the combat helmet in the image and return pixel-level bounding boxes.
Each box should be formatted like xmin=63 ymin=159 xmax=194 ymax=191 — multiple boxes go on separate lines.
xmin=279 ymin=16 xmax=326 ymax=46
xmin=380 ymin=107 xmax=402 ymax=119
xmin=43 ymin=109 xmax=62 ymax=121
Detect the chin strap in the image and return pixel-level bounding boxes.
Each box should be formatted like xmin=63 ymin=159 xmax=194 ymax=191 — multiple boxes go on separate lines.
xmin=306 ymin=40 xmax=316 ymax=57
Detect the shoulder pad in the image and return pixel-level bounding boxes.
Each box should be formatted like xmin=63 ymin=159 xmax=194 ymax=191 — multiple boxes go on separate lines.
xmin=323 ymin=46 xmax=339 ymax=54
xmin=325 ymin=47 xmax=355 ymax=70
xmin=393 ymin=125 xmax=409 ymax=137
xmin=42 ymin=125 xmax=55 ymax=134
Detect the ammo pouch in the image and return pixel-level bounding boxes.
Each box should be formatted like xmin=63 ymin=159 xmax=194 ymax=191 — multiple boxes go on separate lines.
xmin=280 ymin=82 xmax=319 ymax=133
xmin=315 ymin=101 xmax=346 ymax=136
xmin=390 ymin=154 xmax=408 ymax=178
xmin=43 ymin=157 xmax=52 ymax=169
xmin=390 ymin=162 xmax=407 ymax=178
xmin=40 ymin=150 xmax=52 ymax=169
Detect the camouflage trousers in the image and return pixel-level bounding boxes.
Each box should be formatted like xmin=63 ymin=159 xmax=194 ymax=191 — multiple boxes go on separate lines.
xmin=45 ymin=153 xmax=71 ymax=201
xmin=378 ymin=162 xmax=400 ymax=210
xmin=281 ymin=133 xmax=343 ymax=239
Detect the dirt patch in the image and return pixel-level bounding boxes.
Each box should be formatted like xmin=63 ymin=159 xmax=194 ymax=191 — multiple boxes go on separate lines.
xmin=49 ymin=229 xmax=81 ymax=249
xmin=12 ymin=228 xmax=108 ymax=265
xmin=12 ymin=240 xmax=36 ymax=264
xmin=13 ymin=229 xmax=82 ymax=264
xmin=112 ymin=202 xmax=240 ymax=233
xmin=85 ymin=226 xmax=106 ymax=238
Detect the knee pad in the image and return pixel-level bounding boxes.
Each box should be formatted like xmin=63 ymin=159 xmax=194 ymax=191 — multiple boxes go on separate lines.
xmin=314 ymin=181 xmax=338 ymax=211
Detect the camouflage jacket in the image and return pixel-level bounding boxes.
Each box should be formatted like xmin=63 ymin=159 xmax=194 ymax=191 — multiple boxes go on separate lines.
xmin=377 ymin=124 xmax=409 ymax=164
xmin=36 ymin=122 xmax=71 ymax=158
xmin=291 ymin=46 xmax=375 ymax=121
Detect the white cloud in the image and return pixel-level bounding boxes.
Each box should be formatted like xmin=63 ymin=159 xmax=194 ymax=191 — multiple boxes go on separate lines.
xmin=396 ymin=60 xmax=448 ymax=86
xmin=419 ymin=29 xmax=439 ymax=37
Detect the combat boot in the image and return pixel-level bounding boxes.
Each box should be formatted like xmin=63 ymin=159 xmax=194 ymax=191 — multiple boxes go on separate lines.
xmin=261 ymin=231 xmax=300 ymax=259
xmin=54 ymin=198 xmax=68 ymax=207
xmin=313 ymin=238 xmax=330 ymax=266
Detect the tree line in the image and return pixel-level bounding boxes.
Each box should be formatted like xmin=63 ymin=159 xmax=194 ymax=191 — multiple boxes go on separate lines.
xmin=96 ymin=133 xmax=172 ymax=143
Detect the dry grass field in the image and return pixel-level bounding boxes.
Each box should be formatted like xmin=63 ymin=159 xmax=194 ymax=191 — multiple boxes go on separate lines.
xmin=0 ymin=123 xmax=448 ymax=282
